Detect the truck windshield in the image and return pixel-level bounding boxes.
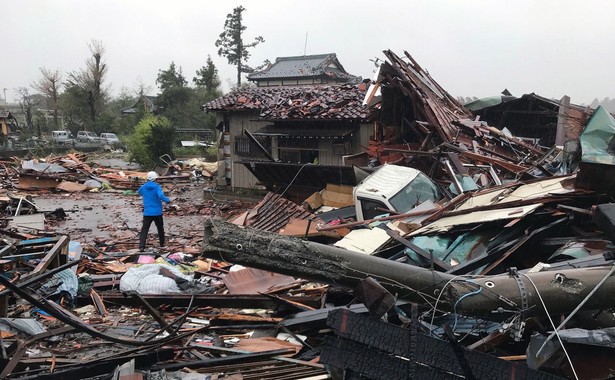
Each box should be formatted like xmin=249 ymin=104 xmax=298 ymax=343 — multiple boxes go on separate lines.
xmin=358 ymin=198 xmax=389 ymax=220
xmin=389 ymin=173 xmax=442 ymax=213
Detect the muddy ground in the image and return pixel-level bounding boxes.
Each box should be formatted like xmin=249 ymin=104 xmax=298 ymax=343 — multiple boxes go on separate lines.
xmin=31 ymin=181 xmax=250 ymax=254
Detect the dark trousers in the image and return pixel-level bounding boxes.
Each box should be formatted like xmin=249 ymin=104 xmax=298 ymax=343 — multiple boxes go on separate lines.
xmin=139 ymin=215 xmax=165 ymax=249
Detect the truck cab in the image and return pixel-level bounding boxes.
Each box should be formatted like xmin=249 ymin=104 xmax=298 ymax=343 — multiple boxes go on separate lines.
xmin=354 ymin=164 xmax=443 ymax=221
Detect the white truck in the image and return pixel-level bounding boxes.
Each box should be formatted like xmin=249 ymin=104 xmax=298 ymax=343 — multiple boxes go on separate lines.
xmin=353 ymin=164 xmax=443 ymax=221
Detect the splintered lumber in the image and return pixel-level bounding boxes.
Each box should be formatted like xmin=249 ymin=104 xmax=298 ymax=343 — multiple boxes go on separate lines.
xmin=203 ymin=218 xmax=615 ymax=319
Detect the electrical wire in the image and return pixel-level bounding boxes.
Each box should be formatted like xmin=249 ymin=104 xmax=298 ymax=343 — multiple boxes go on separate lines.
xmin=278 ymin=162 xmax=310 ymax=199
xmin=536 ymin=263 xmax=615 ymax=356
xmin=520 ymin=274 xmax=579 ymax=380
xmin=452 ymin=286 xmax=482 ymax=331
xmin=428 ymin=275 xmax=483 ymax=336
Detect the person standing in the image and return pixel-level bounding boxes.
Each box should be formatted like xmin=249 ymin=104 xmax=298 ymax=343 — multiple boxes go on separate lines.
xmin=138 ymin=171 xmax=171 ymax=251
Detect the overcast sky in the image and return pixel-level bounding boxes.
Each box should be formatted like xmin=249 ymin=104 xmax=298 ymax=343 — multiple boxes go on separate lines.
xmin=3 ymin=0 xmax=614 ymax=105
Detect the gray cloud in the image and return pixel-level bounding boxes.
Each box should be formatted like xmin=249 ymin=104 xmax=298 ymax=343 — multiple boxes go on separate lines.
xmin=4 ymin=0 xmax=614 ymax=104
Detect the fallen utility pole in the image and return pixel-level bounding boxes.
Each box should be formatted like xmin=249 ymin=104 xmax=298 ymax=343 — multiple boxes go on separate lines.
xmin=203 ymin=218 xmax=615 ymax=320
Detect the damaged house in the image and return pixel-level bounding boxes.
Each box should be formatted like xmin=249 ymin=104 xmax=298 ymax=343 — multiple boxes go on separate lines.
xmin=465 ymin=92 xmax=592 ymax=148
xmin=200 ymin=50 xmax=615 ymax=379
xmin=121 ymin=95 xmax=158 ymax=115
xmin=204 ymin=53 xmax=375 ymax=201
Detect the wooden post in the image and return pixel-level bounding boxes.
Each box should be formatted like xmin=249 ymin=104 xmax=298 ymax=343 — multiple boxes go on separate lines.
xmin=555 ymin=95 xmax=570 ymax=146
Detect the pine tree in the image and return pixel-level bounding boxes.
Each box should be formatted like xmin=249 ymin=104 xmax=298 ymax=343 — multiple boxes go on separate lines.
xmin=215 ymin=6 xmax=264 ymax=87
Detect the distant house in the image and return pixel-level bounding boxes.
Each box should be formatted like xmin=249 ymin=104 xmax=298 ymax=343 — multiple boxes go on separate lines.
xmin=0 ymin=111 xmax=19 ymax=138
xmin=121 ymin=95 xmax=158 ymax=115
xmin=248 ymin=53 xmax=360 ymax=87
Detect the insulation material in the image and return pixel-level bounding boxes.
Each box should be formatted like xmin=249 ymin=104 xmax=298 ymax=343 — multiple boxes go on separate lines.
xmin=334 ymin=227 xmax=391 ymax=254
xmin=409 ymin=204 xmax=543 ymax=235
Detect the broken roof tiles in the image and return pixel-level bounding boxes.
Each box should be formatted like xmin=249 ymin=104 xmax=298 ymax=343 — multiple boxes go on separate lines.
xmin=204 ymin=83 xmax=374 ymax=121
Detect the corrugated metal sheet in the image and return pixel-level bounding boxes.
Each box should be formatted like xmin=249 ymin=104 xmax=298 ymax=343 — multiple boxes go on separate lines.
xmin=223 ymin=267 xmax=297 ymax=295
xmin=241 ymin=192 xmax=323 ymax=233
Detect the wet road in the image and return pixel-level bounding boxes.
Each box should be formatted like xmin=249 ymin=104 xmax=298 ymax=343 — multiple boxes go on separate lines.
xmin=33 ymin=184 xmax=210 ymax=251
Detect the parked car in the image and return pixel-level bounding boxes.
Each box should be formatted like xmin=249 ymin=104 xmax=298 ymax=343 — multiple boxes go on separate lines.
xmin=51 ymin=130 xmax=75 ymax=146
xmin=76 ymin=131 xmax=100 ymax=143
xmin=100 ymin=132 xmax=120 ymax=146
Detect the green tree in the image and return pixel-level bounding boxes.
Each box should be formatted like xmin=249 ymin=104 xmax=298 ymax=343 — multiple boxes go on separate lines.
xmin=155 ymin=62 xmax=212 ymax=134
xmin=215 ymin=5 xmax=264 ymax=87
xmin=156 ymin=62 xmax=187 ymax=92
xmin=32 ymin=110 xmax=49 ymax=138
xmin=156 ymin=63 xmax=191 ymax=116
xmin=59 ymin=84 xmax=88 ymax=134
xmin=128 ymin=114 xmax=175 ymax=168
xmin=194 ymin=55 xmax=222 ymax=98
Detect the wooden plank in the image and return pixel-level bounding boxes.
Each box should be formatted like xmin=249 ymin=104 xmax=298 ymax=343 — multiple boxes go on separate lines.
xmin=32 ymin=235 xmax=69 ymax=274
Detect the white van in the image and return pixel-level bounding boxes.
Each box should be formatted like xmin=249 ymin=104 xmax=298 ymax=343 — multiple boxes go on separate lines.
xmin=100 ymin=132 xmax=120 ymax=146
xmin=353 ymin=164 xmax=444 ymax=221
xmin=51 ymin=131 xmax=75 ymax=146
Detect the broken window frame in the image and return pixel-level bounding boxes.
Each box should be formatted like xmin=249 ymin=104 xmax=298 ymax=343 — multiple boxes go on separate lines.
xmin=234 ymin=135 xmax=272 ymax=158
xmin=277 ymin=137 xmax=320 ymax=164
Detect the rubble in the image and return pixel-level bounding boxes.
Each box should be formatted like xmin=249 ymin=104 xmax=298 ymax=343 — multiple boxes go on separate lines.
xmin=3 ymin=49 xmax=615 ymax=380
xmin=198 ymin=51 xmax=615 ymax=379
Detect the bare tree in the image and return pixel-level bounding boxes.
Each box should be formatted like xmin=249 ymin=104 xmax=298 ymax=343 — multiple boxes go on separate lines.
xmin=133 ymin=76 xmax=153 ymax=97
xmin=66 ymin=40 xmax=109 ymax=124
xmin=15 ymin=87 xmax=38 ymax=133
xmin=32 ymin=67 xmax=62 ymax=129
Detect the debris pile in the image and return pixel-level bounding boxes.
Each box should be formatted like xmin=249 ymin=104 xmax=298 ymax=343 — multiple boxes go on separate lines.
xmin=3 ymin=48 xmax=615 ymax=380
xmin=198 ymin=51 xmax=615 ymax=380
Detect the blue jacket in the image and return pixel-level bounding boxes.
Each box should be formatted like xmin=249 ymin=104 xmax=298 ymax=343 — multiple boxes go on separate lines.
xmin=138 ymin=180 xmax=170 ymax=216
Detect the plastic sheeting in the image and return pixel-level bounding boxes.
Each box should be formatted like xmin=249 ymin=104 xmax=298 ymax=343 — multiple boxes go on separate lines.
xmin=21 ymin=160 xmax=68 ymax=173
xmin=41 ymin=268 xmax=78 ymax=298
xmin=580 ymin=105 xmax=615 ymax=165
xmin=120 ymin=264 xmax=193 ymax=294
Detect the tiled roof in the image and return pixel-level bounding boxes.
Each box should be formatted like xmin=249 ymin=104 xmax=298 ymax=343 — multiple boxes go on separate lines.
xmin=203 ymin=83 xmax=374 ymax=121
xmin=248 ymin=53 xmax=356 ymax=81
